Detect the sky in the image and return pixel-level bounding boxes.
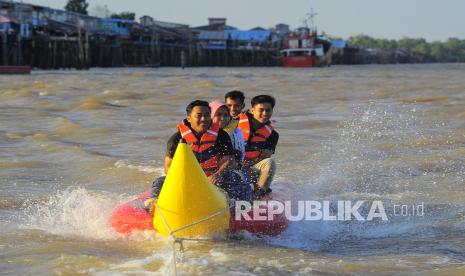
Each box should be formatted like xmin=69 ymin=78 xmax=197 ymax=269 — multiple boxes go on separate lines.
xmin=21 ymin=0 xmax=464 ymax=42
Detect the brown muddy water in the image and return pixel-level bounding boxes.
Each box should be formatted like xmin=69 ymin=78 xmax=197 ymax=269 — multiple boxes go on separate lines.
xmin=1 ymin=64 xmax=465 ymax=275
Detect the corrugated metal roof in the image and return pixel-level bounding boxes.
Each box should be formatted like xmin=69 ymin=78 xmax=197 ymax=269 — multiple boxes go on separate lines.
xmin=139 ymin=24 xmax=186 ymax=39
xmin=198 ymin=31 xmax=229 ymax=40
xmin=249 ymin=27 xmax=268 ymax=31
xmin=225 ymin=30 xmax=271 ymax=42
xmin=153 ymin=20 xmax=189 ymax=29
xmin=193 ymin=24 xmax=237 ymax=31
xmin=100 ymin=18 xmax=134 ymax=24
xmin=45 ymin=18 xmax=78 ymax=35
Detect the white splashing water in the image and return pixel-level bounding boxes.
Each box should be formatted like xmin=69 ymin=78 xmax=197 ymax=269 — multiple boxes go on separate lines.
xmin=111 ymin=246 xmax=175 ymax=275
xmin=20 ymin=187 xmax=128 ymax=240
xmin=267 ymin=102 xmax=464 ymax=252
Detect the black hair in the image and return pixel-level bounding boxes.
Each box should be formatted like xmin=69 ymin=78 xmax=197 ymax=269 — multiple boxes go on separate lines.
xmin=251 ymin=95 xmax=276 ymax=108
xmin=224 ymin=90 xmax=245 ymax=104
xmin=186 ymin=100 xmax=211 ymax=115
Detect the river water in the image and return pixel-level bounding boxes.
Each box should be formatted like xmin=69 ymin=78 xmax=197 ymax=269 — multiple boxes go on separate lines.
xmin=1 ymin=64 xmax=465 ymax=275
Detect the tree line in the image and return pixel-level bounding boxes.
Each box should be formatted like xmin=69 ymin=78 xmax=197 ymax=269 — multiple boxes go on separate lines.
xmin=348 ymin=35 xmax=465 ymax=63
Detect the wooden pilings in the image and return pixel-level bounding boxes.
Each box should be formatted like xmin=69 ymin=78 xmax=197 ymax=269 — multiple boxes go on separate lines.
xmin=1 ymin=31 xmax=7 ymax=65
xmin=1 ymin=33 xmax=280 ymax=69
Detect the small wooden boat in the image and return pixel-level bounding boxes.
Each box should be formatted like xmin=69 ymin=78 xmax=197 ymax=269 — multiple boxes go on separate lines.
xmin=0 ymin=65 xmax=31 ymax=74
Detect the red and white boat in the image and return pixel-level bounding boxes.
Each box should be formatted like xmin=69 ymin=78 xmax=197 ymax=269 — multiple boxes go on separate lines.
xmin=280 ymin=29 xmax=331 ymax=67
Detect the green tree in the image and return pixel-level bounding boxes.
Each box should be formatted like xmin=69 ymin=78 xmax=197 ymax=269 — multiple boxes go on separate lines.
xmin=65 ymin=0 xmax=89 ymax=15
xmin=398 ymin=37 xmax=423 ymax=52
xmin=377 ymin=39 xmax=398 ymax=49
xmin=412 ymin=41 xmax=431 ymax=61
xmin=430 ymin=42 xmax=445 ymax=61
xmin=347 ymin=34 xmax=465 ymax=63
xmin=110 ymin=12 xmax=136 ymax=20
xmin=348 ymin=34 xmax=379 ymax=48
xmin=444 ymin=38 xmax=465 ymax=62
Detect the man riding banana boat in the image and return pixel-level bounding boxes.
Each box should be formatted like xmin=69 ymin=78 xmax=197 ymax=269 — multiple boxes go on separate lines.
xmin=150 ymin=100 xmax=252 ymax=204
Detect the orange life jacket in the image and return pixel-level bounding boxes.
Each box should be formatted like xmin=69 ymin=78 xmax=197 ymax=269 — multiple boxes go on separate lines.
xmin=177 ymin=122 xmax=221 ymax=176
xmin=237 ymin=113 xmax=274 ymax=162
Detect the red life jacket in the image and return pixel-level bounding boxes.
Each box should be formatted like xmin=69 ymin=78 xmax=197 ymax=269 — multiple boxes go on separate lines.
xmin=177 ymin=122 xmax=221 ymax=176
xmin=237 ymin=113 xmax=274 ymax=162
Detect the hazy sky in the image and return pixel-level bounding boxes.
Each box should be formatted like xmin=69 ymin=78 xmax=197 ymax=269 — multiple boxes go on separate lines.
xmin=22 ymin=0 xmax=464 ymax=41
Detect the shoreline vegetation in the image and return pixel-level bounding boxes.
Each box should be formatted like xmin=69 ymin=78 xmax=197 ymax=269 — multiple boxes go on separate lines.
xmin=346 ymin=35 xmax=465 ymax=63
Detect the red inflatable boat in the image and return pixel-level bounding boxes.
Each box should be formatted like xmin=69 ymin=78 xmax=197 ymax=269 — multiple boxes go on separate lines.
xmin=109 ymin=189 xmax=288 ymax=236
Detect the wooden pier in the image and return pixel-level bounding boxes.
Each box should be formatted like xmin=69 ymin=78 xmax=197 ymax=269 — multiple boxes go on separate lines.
xmin=1 ymin=33 xmax=280 ymax=70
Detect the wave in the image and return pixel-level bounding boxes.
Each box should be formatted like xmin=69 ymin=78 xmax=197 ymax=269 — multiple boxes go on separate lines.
xmin=400 ymin=96 xmax=448 ymax=104
xmin=265 ymin=101 xmax=465 ymax=254
xmin=193 ymin=80 xmax=215 ymax=90
xmin=0 ymin=160 xmax=48 ymax=169
xmin=114 ymin=160 xmax=164 ymax=175
xmin=19 ymin=187 xmax=130 ymax=240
